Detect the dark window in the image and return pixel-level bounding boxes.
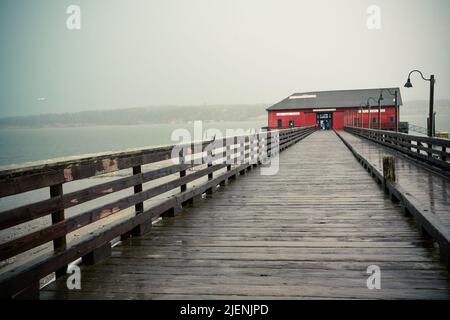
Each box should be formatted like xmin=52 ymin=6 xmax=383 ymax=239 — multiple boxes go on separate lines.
xmin=317 ymin=113 xmax=332 ymax=119
xmin=390 ymin=116 xmax=395 ymax=123
xmin=277 ymin=119 xmax=282 ymax=128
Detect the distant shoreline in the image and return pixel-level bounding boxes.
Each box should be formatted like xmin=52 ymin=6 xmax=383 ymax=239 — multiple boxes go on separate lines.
xmin=0 ymin=104 xmax=268 ymax=129
xmin=0 ymin=118 xmax=266 ymax=130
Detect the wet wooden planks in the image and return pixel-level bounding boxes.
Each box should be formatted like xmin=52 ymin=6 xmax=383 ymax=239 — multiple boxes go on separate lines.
xmin=338 ymin=130 xmax=450 ymax=229
xmin=41 ymin=131 xmax=450 ymax=299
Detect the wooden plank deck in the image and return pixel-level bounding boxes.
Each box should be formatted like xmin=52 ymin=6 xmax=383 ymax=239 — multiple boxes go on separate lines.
xmin=41 ymin=131 xmax=450 ymax=299
xmin=338 ymin=131 xmax=450 ymax=230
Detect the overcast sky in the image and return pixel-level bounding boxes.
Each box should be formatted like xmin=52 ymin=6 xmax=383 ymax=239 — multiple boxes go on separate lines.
xmin=0 ymin=0 xmax=449 ymax=117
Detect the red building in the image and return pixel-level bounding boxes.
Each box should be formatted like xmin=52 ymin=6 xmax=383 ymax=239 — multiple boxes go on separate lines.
xmin=267 ymin=88 xmax=402 ymax=130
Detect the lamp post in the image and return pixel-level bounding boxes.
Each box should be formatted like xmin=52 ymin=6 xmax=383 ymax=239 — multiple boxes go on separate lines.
xmin=404 ymin=70 xmax=435 ymax=137
xmin=377 ymin=96 xmax=382 ymax=129
xmin=378 ymin=89 xmax=399 ymax=131
xmin=359 ymin=103 xmax=365 ymax=128
xmin=366 ymin=97 xmax=378 ymax=129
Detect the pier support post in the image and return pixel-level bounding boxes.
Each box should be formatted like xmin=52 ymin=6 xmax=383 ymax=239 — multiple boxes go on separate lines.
xmin=13 ymin=281 xmax=40 ymax=300
xmin=439 ymin=243 xmax=450 ymax=269
xmin=162 ymin=200 xmax=183 ymax=217
xmin=219 ymin=177 xmax=228 ymax=187
xmin=82 ymin=242 xmax=112 ymax=265
xmin=382 ymin=156 xmax=396 ymax=192
xmin=191 ymin=194 xmax=203 ymax=205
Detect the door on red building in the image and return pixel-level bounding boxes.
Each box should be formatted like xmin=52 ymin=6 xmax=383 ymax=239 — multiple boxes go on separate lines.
xmin=316 ymin=113 xmax=332 ymax=130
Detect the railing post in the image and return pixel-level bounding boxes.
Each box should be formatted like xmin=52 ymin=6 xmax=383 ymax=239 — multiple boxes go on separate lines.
xmin=226 ymin=138 xmax=232 ymax=172
xmin=227 ymin=137 xmax=237 ymax=181
xmin=257 ymin=132 xmax=264 ymax=166
xmin=130 ymin=164 xmax=151 ymax=236
xmin=443 ymin=146 xmax=447 ymax=162
xmin=245 ymin=136 xmax=253 ymax=171
xmin=206 ymin=148 xmax=215 ymax=195
xmin=253 ymin=134 xmax=259 ymax=168
xmin=179 ymin=149 xmax=187 ymax=193
xmin=133 ymin=165 xmax=144 ymax=213
xmin=219 ymin=139 xmax=229 ymax=187
xmin=267 ymin=131 xmax=272 ymax=158
xmin=49 ymin=183 xmax=67 ymax=278
xmin=239 ymin=136 xmax=246 ymax=175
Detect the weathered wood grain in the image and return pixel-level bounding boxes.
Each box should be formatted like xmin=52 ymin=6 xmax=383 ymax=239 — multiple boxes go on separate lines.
xmin=40 ymin=131 xmax=450 ymax=299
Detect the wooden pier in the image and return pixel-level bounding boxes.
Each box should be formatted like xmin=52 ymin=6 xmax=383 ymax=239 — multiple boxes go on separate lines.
xmin=0 ymin=127 xmax=449 ymax=299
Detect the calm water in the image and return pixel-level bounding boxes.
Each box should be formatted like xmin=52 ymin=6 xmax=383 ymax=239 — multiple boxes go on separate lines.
xmin=0 ymin=121 xmax=264 ymax=166
xmin=401 ymin=106 xmax=450 ymax=134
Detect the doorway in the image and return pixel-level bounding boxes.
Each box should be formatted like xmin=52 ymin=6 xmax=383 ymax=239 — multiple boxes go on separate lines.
xmin=316 ymin=113 xmax=332 ymax=130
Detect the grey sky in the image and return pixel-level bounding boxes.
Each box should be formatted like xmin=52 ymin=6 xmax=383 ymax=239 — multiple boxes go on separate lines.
xmin=0 ymin=0 xmax=449 ymax=117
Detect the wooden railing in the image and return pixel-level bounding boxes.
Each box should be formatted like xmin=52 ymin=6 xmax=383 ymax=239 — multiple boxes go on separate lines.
xmin=0 ymin=126 xmax=316 ymax=299
xmin=345 ymin=126 xmax=450 ymax=174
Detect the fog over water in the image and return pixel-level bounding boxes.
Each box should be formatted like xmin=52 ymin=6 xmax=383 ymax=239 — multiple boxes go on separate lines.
xmin=0 ymin=0 xmax=449 ymax=117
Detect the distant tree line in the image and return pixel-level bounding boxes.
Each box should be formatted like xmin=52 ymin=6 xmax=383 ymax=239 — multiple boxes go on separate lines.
xmin=0 ymin=104 xmax=268 ymax=128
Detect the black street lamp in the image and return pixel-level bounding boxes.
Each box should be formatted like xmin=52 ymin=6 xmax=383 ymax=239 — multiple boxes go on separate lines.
xmin=378 ymin=89 xmax=399 ymax=132
xmin=366 ymin=97 xmax=378 ymax=129
xmin=404 ymin=70 xmax=435 ymax=137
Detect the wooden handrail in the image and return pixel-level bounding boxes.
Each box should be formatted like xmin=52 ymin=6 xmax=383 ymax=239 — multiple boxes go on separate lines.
xmin=0 ymin=126 xmax=316 ymax=299
xmin=345 ymin=126 xmax=450 ymax=174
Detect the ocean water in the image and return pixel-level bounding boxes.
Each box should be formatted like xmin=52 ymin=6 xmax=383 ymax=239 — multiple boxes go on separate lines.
xmin=401 ymin=105 xmax=450 ymax=133
xmin=0 ymin=120 xmax=264 ymax=166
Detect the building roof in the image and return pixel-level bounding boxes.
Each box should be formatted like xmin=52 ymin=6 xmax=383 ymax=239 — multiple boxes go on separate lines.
xmin=266 ymin=88 xmax=403 ymax=111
